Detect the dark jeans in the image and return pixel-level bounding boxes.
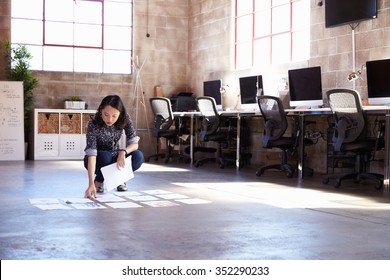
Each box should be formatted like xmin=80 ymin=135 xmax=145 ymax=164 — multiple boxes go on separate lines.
xmin=84 ymin=150 xmax=144 ymax=183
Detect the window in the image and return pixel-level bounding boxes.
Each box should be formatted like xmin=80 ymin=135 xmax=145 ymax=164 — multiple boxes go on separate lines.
xmin=11 ymin=0 xmax=133 ymax=74
xmin=235 ymin=0 xmax=310 ymax=70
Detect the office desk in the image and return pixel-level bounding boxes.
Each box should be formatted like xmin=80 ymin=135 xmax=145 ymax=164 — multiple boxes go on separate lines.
xmin=175 ymin=107 xmax=390 ymax=191
xmin=221 ymin=109 xmax=328 ymax=172
xmin=286 ymin=106 xmax=390 ymax=190
xmin=219 ymin=110 xmax=261 ymax=170
xmin=174 ymin=110 xmax=256 ymax=168
xmin=285 ymin=108 xmax=332 ymax=183
xmin=361 ymin=106 xmax=390 ymax=191
xmin=173 ymin=111 xmax=201 ymax=165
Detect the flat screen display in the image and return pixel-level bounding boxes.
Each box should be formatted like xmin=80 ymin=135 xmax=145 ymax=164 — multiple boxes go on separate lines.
xmin=366 ymin=58 xmax=390 ymax=105
xmin=288 ymin=66 xmax=323 ymax=108
xmin=203 ymin=79 xmax=222 ymax=106
xmin=239 ymin=75 xmax=263 ymax=104
xmin=325 ymin=0 xmax=377 ymax=28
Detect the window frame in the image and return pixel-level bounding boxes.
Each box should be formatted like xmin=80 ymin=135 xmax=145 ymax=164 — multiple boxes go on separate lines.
xmin=11 ymin=0 xmax=134 ymax=74
xmin=235 ymin=0 xmax=310 ymax=70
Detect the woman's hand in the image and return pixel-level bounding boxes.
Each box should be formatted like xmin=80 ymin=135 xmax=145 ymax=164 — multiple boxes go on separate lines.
xmin=117 ymin=150 xmax=126 ymax=169
xmin=84 ymin=184 xmax=97 ymax=199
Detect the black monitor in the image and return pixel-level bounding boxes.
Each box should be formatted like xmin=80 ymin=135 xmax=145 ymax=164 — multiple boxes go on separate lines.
xmin=203 ymin=79 xmax=222 ymax=110
xmin=239 ymin=75 xmax=263 ymax=102
xmin=366 ymin=58 xmax=390 ymax=105
xmin=288 ymin=66 xmax=323 ymax=108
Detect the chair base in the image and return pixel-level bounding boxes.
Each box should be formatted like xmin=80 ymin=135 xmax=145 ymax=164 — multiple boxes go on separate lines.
xmin=146 ymin=150 xmax=190 ymax=164
xmin=256 ymin=163 xmax=295 ymax=178
xmin=358 ymin=172 xmax=384 ymax=189
xmin=193 ymin=147 xmax=238 ymax=169
xmin=146 ymin=152 xmax=167 ymax=163
xmin=256 ymin=163 xmax=313 ymax=178
xmin=322 ymin=172 xmax=383 ymax=189
xmin=192 ymin=147 xmax=217 ymax=168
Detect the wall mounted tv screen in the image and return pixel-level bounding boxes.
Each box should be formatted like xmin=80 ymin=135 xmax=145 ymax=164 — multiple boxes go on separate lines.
xmin=325 ymin=0 xmax=377 ymax=28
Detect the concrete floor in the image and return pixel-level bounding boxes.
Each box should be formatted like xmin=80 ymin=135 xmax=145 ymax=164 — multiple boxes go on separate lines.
xmin=1 ymin=159 xmax=390 ymax=260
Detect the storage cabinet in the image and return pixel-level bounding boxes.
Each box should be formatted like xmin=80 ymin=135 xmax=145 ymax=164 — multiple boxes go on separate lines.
xmin=33 ymin=109 xmax=96 ymax=160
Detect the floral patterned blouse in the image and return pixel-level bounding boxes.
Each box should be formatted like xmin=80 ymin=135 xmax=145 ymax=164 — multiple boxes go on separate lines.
xmin=84 ymin=115 xmax=140 ymax=157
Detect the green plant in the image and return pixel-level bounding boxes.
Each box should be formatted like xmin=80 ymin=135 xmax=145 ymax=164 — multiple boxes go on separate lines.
xmin=2 ymin=40 xmax=38 ymax=141
xmin=65 ymin=96 xmax=83 ymax=101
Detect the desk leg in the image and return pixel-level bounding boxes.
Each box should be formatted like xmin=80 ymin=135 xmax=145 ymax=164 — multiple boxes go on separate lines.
xmin=190 ymin=115 xmax=194 ymax=165
xmin=236 ymin=114 xmax=241 ymax=171
xmin=297 ymin=113 xmax=305 ymax=182
xmin=384 ymin=110 xmax=390 ymax=191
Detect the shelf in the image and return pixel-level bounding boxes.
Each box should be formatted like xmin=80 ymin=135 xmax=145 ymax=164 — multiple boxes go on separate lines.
xmin=33 ymin=109 xmax=96 ymax=160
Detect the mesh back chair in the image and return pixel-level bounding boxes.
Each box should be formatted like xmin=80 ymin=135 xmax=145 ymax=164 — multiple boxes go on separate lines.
xmin=194 ymin=96 xmax=235 ymax=168
xmin=256 ymin=95 xmax=314 ymax=178
xmin=323 ymin=89 xmax=383 ymax=188
xmin=147 ymin=97 xmax=188 ymax=163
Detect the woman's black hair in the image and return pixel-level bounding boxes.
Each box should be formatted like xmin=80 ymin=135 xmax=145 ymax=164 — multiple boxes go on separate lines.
xmin=94 ymin=95 xmax=128 ymax=129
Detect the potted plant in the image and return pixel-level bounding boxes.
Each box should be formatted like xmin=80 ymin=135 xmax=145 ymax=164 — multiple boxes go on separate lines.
xmin=1 ymin=40 xmax=39 ymax=152
xmin=64 ymin=96 xmax=86 ymax=109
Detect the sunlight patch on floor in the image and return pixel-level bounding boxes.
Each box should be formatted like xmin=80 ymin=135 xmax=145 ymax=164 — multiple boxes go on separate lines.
xmin=172 ymin=182 xmax=390 ymax=210
xmin=138 ymin=163 xmax=191 ymax=172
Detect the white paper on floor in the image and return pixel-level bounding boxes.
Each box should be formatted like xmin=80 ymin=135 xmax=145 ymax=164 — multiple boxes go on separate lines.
xmin=106 ymin=201 xmax=143 ymax=209
xmin=156 ymin=193 xmax=189 ymax=200
xmin=29 ymin=189 xmax=212 ymax=210
xmin=94 ymin=194 xmax=127 ymax=203
xmin=141 ymin=200 xmax=179 ymax=207
xmin=33 ymin=204 xmax=72 ymax=210
xmin=71 ymin=202 xmax=106 ymax=210
xmin=143 ymin=189 xmax=173 ymax=195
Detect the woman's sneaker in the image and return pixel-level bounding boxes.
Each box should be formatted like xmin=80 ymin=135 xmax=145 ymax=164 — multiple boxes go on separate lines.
xmin=95 ymin=181 xmax=104 ymax=193
xmin=117 ymin=183 xmax=127 ymax=192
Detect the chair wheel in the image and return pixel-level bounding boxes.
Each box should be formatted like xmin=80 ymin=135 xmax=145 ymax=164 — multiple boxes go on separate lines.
xmin=322 ymin=177 xmax=329 ymax=184
xmin=218 ymin=159 xmax=225 ymax=169
xmin=375 ymin=181 xmax=383 ymax=190
xmin=256 ymin=170 xmax=263 ymax=177
xmin=334 ymin=180 xmax=341 ymax=188
xmin=354 ymin=178 xmax=361 ymax=184
xmin=286 ymin=172 xmax=294 ymax=178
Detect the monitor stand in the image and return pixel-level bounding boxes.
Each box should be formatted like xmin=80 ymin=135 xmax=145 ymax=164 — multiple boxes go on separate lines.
xmin=294 ymin=106 xmax=312 ymax=110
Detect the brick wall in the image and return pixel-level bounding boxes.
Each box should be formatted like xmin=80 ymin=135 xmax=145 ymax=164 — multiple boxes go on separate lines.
xmin=1 ymin=0 xmax=390 ymax=166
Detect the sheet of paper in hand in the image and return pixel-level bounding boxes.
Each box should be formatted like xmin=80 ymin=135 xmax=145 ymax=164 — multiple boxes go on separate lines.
xmin=101 ymin=156 xmax=134 ymax=192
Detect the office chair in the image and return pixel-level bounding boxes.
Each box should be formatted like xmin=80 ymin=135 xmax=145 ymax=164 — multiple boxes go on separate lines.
xmin=322 ymin=89 xmax=383 ymax=189
xmin=194 ymin=96 xmax=235 ymax=168
xmin=146 ymin=97 xmax=189 ymax=163
xmin=256 ymin=95 xmax=314 ymax=178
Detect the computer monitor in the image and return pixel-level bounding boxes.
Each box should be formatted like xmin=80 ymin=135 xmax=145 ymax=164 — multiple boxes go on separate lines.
xmin=288 ymin=66 xmax=323 ymax=108
xmin=239 ymin=75 xmax=263 ymax=111
xmin=203 ymin=79 xmax=222 ymax=110
xmin=366 ymin=58 xmax=390 ymax=105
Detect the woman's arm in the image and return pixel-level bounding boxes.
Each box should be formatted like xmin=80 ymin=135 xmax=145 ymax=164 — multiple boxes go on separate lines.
xmin=117 ymin=143 xmax=139 ymax=168
xmin=117 ymin=117 xmax=140 ymax=168
xmin=84 ymin=155 xmax=97 ymax=198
